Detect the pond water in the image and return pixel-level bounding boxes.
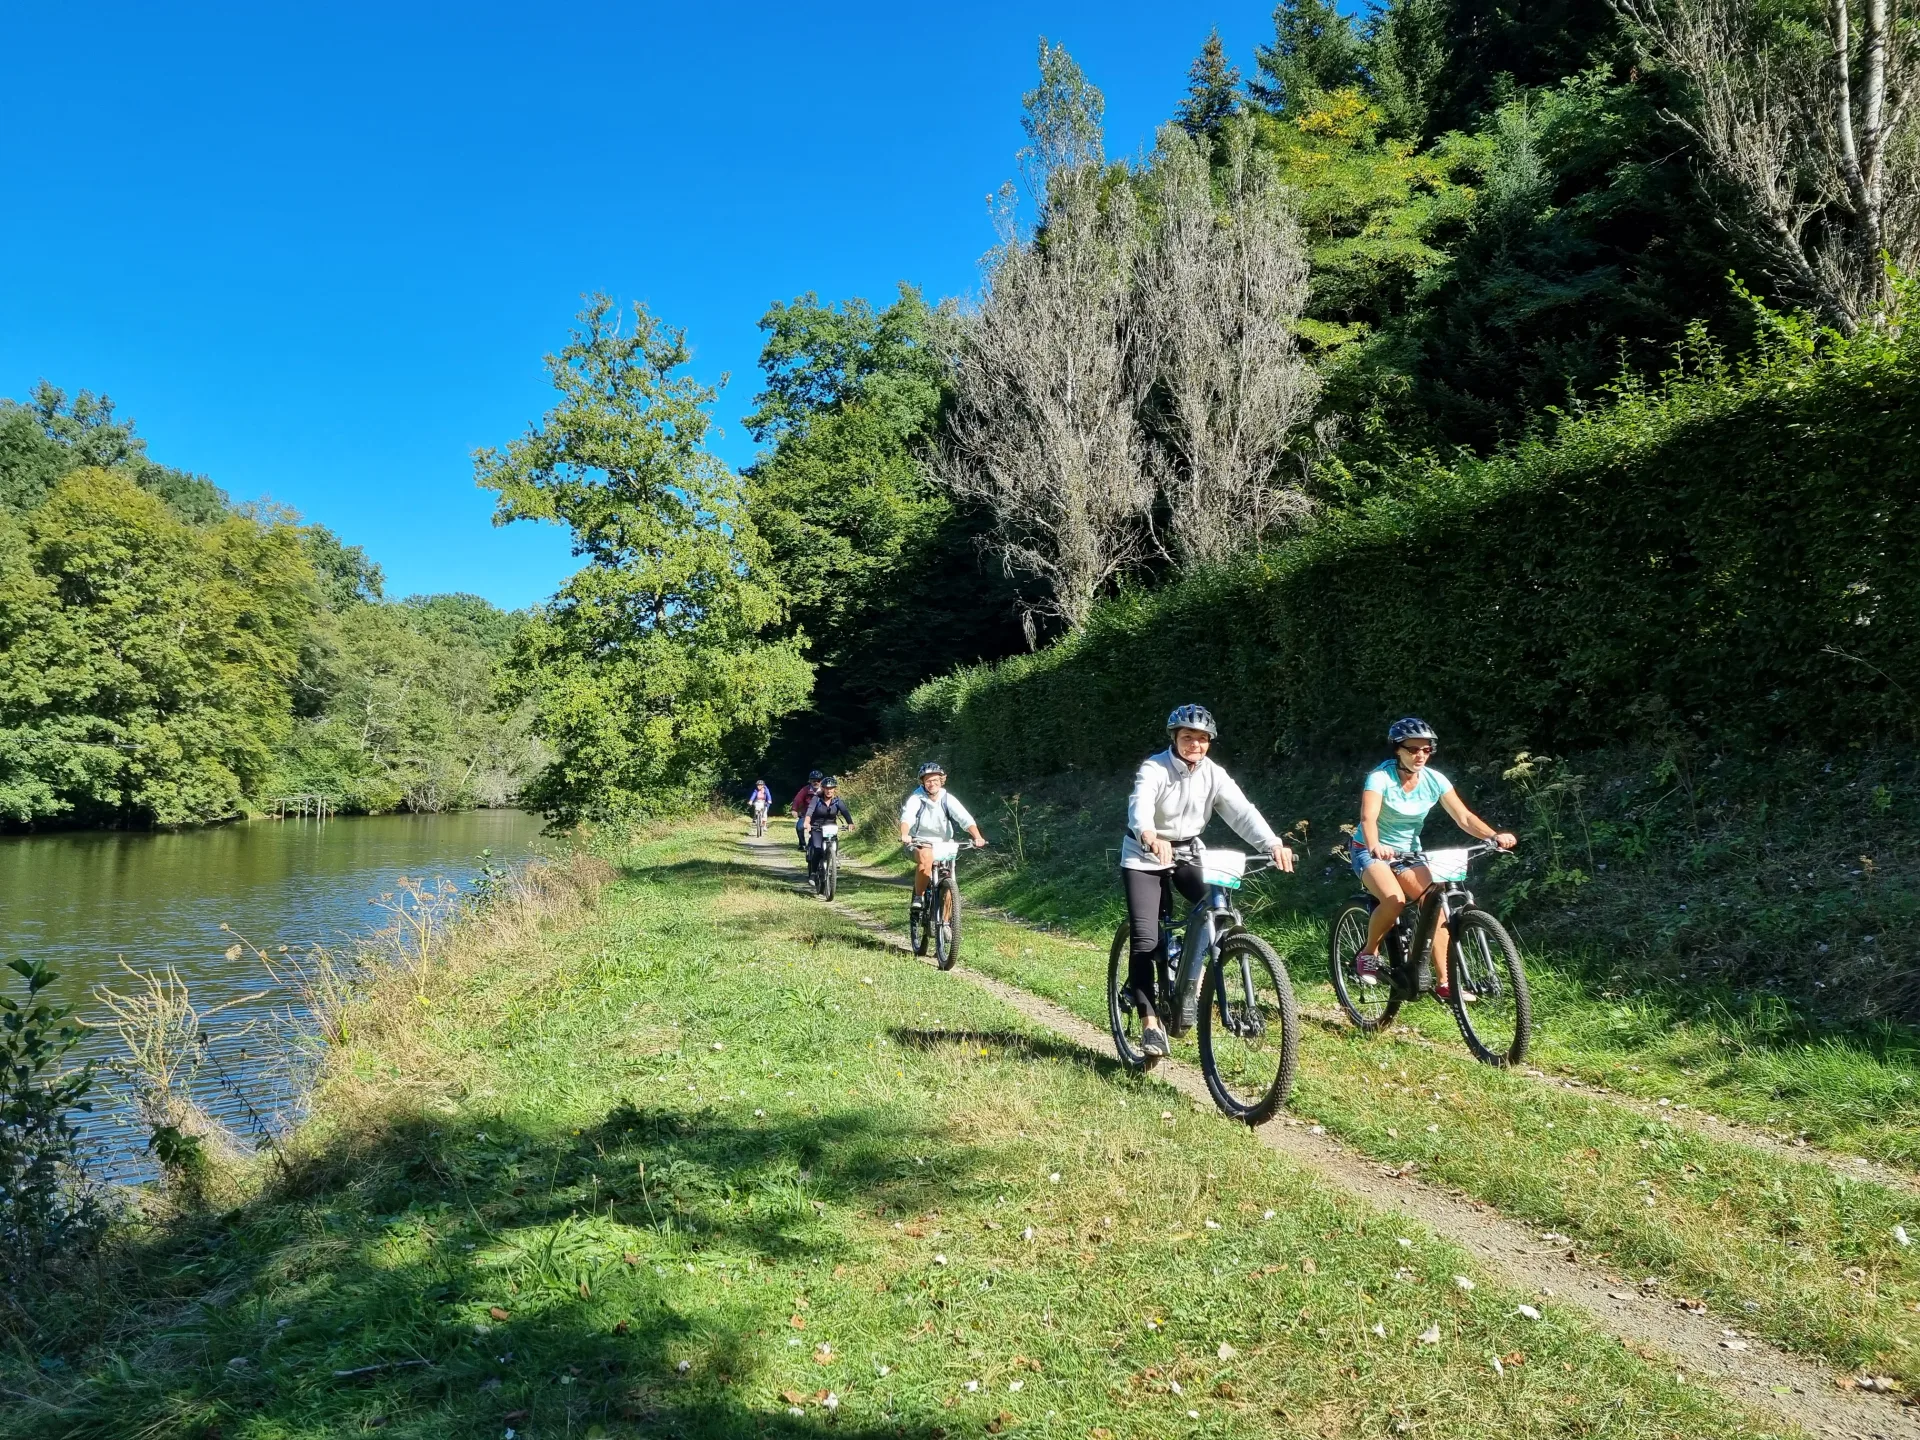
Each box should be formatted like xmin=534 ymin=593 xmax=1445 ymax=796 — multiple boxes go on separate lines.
xmin=0 ymin=809 xmax=547 ymax=1181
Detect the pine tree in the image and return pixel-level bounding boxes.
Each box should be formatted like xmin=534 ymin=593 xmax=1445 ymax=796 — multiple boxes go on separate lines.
xmin=1249 ymin=0 xmax=1364 ymax=117
xmin=1175 ymin=29 xmax=1242 ymax=137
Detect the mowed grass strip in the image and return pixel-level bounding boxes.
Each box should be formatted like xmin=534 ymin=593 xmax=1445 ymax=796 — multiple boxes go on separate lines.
xmin=12 ymin=825 xmax=1769 ymax=1440
xmin=819 ymin=834 xmax=1920 ymax=1389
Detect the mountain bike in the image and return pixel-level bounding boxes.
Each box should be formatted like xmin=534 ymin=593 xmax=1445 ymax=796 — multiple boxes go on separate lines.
xmin=749 ymin=800 xmax=769 ymax=837
xmin=807 ymin=823 xmax=845 ymax=901
xmin=1327 ymin=841 xmax=1531 ymax=1066
xmin=907 ymin=838 xmax=976 ymax=971
xmin=1106 ymin=845 xmax=1300 ymax=1125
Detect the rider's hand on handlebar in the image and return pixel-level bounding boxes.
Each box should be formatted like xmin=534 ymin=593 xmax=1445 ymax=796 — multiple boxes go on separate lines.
xmin=1270 ymin=841 xmax=1295 ymax=873
xmin=1143 ymin=828 xmax=1173 ymax=866
xmin=1493 ymin=831 xmax=1517 ymax=850
xmin=1371 ymin=843 xmax=1398 ymax=860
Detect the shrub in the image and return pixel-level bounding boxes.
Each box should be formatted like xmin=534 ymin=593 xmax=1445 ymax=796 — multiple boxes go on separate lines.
xmin=0 ymin=959 xmax=105 ymax=1281
xmin=903 ymin=323 xmax=1920 ymax=781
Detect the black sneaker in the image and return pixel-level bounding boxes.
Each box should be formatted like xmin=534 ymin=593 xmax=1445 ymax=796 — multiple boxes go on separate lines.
xmin=1141 ymin=1025 xmax=1170 ymax=1058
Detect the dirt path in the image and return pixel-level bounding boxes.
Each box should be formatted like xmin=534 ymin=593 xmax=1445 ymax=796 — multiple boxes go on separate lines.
xmin=739 ymin=833 xmax=1918 ymax=1440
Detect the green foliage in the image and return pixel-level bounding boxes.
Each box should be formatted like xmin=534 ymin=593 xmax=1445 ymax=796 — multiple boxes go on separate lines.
xmin=1250 ymin=0 xmax=1365 ymax=117
xmin=0 ymin=469 xmax=312 ymax=825
xmin=479 ymin=296 xmax=812 ymax=823
xmin=272 ymin=594 xmax=539 ymax=813
xmin=0 ymin=958 xmax=103 ymax=1280
xmin=742 ymin=290 xmax=1026 ymax=771
xmin=1175 ymin=28 xmax=1242 ymax=138
xmin=0 ymin=382 xmax=228 ymax=523
xmin=904 ymin=323 xmax=1920 ymax=783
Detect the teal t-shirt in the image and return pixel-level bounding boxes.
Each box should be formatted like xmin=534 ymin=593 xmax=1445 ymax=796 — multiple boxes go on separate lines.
xmin=1359 ymin=760 xmax=1453 ymax=854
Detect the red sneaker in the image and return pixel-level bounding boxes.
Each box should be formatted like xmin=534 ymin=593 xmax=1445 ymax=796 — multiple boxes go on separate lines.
xmin=1353 ymin=952 xmax=1382 ymax=987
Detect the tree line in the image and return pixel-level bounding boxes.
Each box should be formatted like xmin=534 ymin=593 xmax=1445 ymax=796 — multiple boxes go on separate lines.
xmin=0 ymin=384 xmax=541 ymax=827
xmin=20 ymin=0 xmax=1901 ymax=827
xmin=491 ymin=0 xmax=1920 ymax=824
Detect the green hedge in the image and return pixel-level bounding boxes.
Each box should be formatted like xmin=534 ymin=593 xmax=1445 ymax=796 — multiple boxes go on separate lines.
xmin=904 ymin=329 xmax=1920 ymax=782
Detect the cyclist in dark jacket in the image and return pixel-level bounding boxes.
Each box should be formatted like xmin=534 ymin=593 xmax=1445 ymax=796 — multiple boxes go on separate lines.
xmin=803 ymin=779 xmax=855 ymax=863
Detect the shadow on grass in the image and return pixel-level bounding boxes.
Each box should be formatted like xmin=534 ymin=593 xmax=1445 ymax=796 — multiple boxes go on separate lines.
xmin=9 ymin=1090 xmax=980 ymax=1440
xmin=885 ymin=1027 xmax=1131 ymax=1080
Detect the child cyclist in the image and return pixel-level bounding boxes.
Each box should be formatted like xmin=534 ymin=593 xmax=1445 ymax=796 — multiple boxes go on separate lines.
xmin=1349 ymin=717 xmax=1515 ymax=1001
xmin=899 ymin=762 xmax=988 ymax=912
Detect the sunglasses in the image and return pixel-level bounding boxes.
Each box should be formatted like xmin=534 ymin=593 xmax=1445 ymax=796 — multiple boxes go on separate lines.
xmin=1399 ymin=743 xmax=1435 ymax=754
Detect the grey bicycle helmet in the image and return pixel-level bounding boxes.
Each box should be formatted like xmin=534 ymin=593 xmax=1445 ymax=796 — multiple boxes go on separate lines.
xmin=808 ymin=769 xmax=824 ymax=781
xmin=1388 ymin=717 xmax=1439 ymax=748
xmin=821 ymin=775 xmax=841 ymax=789
xmin=1166 ymin=703 xmax=1218 ymax=738
xmin=919 ymin=761 xmax=946 ymax=778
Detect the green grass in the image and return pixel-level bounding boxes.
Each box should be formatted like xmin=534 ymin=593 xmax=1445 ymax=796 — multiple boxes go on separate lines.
xmin=5 ymin=824 xmax=1779 ymax=1439
xmin=838 ymin=750 xmax=1920 ymax=1170
xmin=822 ymin=825 xmax=1920 ymax=1389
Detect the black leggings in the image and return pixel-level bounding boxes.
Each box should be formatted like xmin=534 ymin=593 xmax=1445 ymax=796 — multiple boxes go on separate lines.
xmin=1121 ymin=863 xmax=1207 ymax=1016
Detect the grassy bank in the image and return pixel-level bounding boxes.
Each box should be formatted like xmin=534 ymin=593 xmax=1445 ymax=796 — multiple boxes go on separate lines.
xmin=828 ymin=760 xmax=1920 ymax=1384
xmin=5 ymin=823 xmax=1785 ymax=1438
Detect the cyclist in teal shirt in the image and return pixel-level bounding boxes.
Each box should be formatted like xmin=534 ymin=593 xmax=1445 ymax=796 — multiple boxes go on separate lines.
xmin=1349 ymin=718 xmax=1514 ymax=1000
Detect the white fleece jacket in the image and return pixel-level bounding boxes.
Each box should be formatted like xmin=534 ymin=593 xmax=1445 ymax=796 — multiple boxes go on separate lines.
xmin=1120 ymin=749 xmax=1280 ymax=871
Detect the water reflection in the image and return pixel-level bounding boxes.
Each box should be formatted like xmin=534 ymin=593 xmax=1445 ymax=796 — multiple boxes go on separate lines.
xmin=0 ymin=809 xmax=546 ymax=1179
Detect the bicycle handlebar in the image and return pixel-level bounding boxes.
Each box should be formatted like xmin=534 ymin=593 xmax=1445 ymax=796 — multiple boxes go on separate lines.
xmin=904 ymin=839 xmax=981 ymax=851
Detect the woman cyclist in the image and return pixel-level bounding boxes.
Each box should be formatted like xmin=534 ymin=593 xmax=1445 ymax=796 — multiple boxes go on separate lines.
xmin=899 ymin=762 xmax=988 ymax=911
xmin=1350 ymin=718 xmax=1515 ymax=1001
xmin=748 ymin=779 xmax=772 ymax=833
xmin=1122 ymin=704 xmax=1294 ymax=1056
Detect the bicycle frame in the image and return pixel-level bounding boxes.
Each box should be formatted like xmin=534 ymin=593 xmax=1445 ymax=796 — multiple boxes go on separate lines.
xmin=1159 ymin=849 xmax=1274 ymax=1033
xmin=1386 ymin=842 xmax=1499 ymax=1001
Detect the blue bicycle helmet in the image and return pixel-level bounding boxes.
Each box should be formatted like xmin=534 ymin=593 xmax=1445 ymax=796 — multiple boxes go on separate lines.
xmin=1388 ymin=717 xmax=1438 ymax=749
xmin=919 ymin=761 xmax=946 ymax=778
xmin=1166 ymin=703 xmax=1218 ymax=738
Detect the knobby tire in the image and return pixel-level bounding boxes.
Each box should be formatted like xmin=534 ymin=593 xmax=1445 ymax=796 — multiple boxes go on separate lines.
xmin=934 ymin=877 xmax=962 ymax=971
xmin=1328 ymin=899 xmax=1399 ymax=1033
xmin=1106 ymin=923 xmax=1157 ymax=1070
xmin=1199 ymin=930 xmax=1298 ymax=1125
xmin=1447 ymin=908 xmax=1531 ymax=1066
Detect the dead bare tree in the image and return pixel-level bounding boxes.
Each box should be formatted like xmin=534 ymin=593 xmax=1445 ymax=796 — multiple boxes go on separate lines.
xmin=1137 ymin=124 xmax=1320 ymax=568
xmin=942 ymin=174 xmax=1155 ymax=632
xmin=1614 ymin=0 xmax=1920 ymax=331
xmin=940 ymin=44 xmax=1157 ymax=632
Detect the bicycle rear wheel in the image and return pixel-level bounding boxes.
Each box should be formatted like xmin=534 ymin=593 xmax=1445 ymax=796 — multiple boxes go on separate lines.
xmin=1200 ymin=931 xmax=1299 ymax=1124
xmin=1328 ymin=900 xmax=1399 ymax=1032
xmin=1447 ymin=908 xmax=1531 ymax=1066
xmin=933 ymin=878 xmax=962 ymax=971
xmin=822 ymin=847 xmax=838 ymax=902
xmin=1106 ymin=924 xmax=1157 ymax=1070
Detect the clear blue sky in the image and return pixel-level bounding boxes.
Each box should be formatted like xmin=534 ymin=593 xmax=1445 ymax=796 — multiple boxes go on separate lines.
xmin=0 ymin=2 xmax=1276 ymax=609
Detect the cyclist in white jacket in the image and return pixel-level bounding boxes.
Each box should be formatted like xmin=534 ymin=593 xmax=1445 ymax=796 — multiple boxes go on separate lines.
xmin=1122 ymin=704 xmax=1294 ymax=1055
xmin=900 ymin=762 xmax=988 ymax=909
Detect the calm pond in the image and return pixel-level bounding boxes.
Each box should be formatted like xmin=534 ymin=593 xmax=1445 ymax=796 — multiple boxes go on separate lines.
xmin=1 ymin=808 xmax=547 ymax=1180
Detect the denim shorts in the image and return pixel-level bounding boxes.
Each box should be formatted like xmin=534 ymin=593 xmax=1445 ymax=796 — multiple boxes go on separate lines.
xmin=1349 ymin=840 xmax=1424 ymax=880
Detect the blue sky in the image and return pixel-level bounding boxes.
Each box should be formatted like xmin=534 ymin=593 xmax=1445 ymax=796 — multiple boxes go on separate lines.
xmin=0 ymin=2 xmax=1277 ymax=608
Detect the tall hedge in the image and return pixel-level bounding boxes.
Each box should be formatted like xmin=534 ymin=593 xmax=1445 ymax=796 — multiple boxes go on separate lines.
xmin=903 ymin=328 xmax=1920 ymax=782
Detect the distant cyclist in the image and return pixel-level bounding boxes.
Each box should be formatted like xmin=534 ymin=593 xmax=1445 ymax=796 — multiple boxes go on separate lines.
xmin=803 ymin=777 xmax=855 ymax=866
xmin=791 ymin=770 xmax=824 ymax=850
xmin=748 ymin=779 xmax=772 ymax=834
xmin=1350 ymin=718 xmax=1515 ymax=1001
xmin=899 ymin=762 xmax=988 ymax=907
xmin=1123 ymin=704 xmax=1294 ymax=1056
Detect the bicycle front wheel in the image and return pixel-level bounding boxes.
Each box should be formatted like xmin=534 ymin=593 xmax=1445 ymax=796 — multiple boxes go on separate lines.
xmin=909 ymin=890 xmax=929 ymax=955
xmin=1106 ymin=923 xmax=1157 ymax=1070
xmin=822 ymin=848 xmax=838 ymax=902
xmin=1447 ymin=908 xmax=1531 ymax=1066
xmin=934 ymin=878 xmax=962 ymax=971
xmin=1199 ymin=931 xmax=1299 ymax=1124
xmin=1328 ymin=900 xmax=1399 ymax=1033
